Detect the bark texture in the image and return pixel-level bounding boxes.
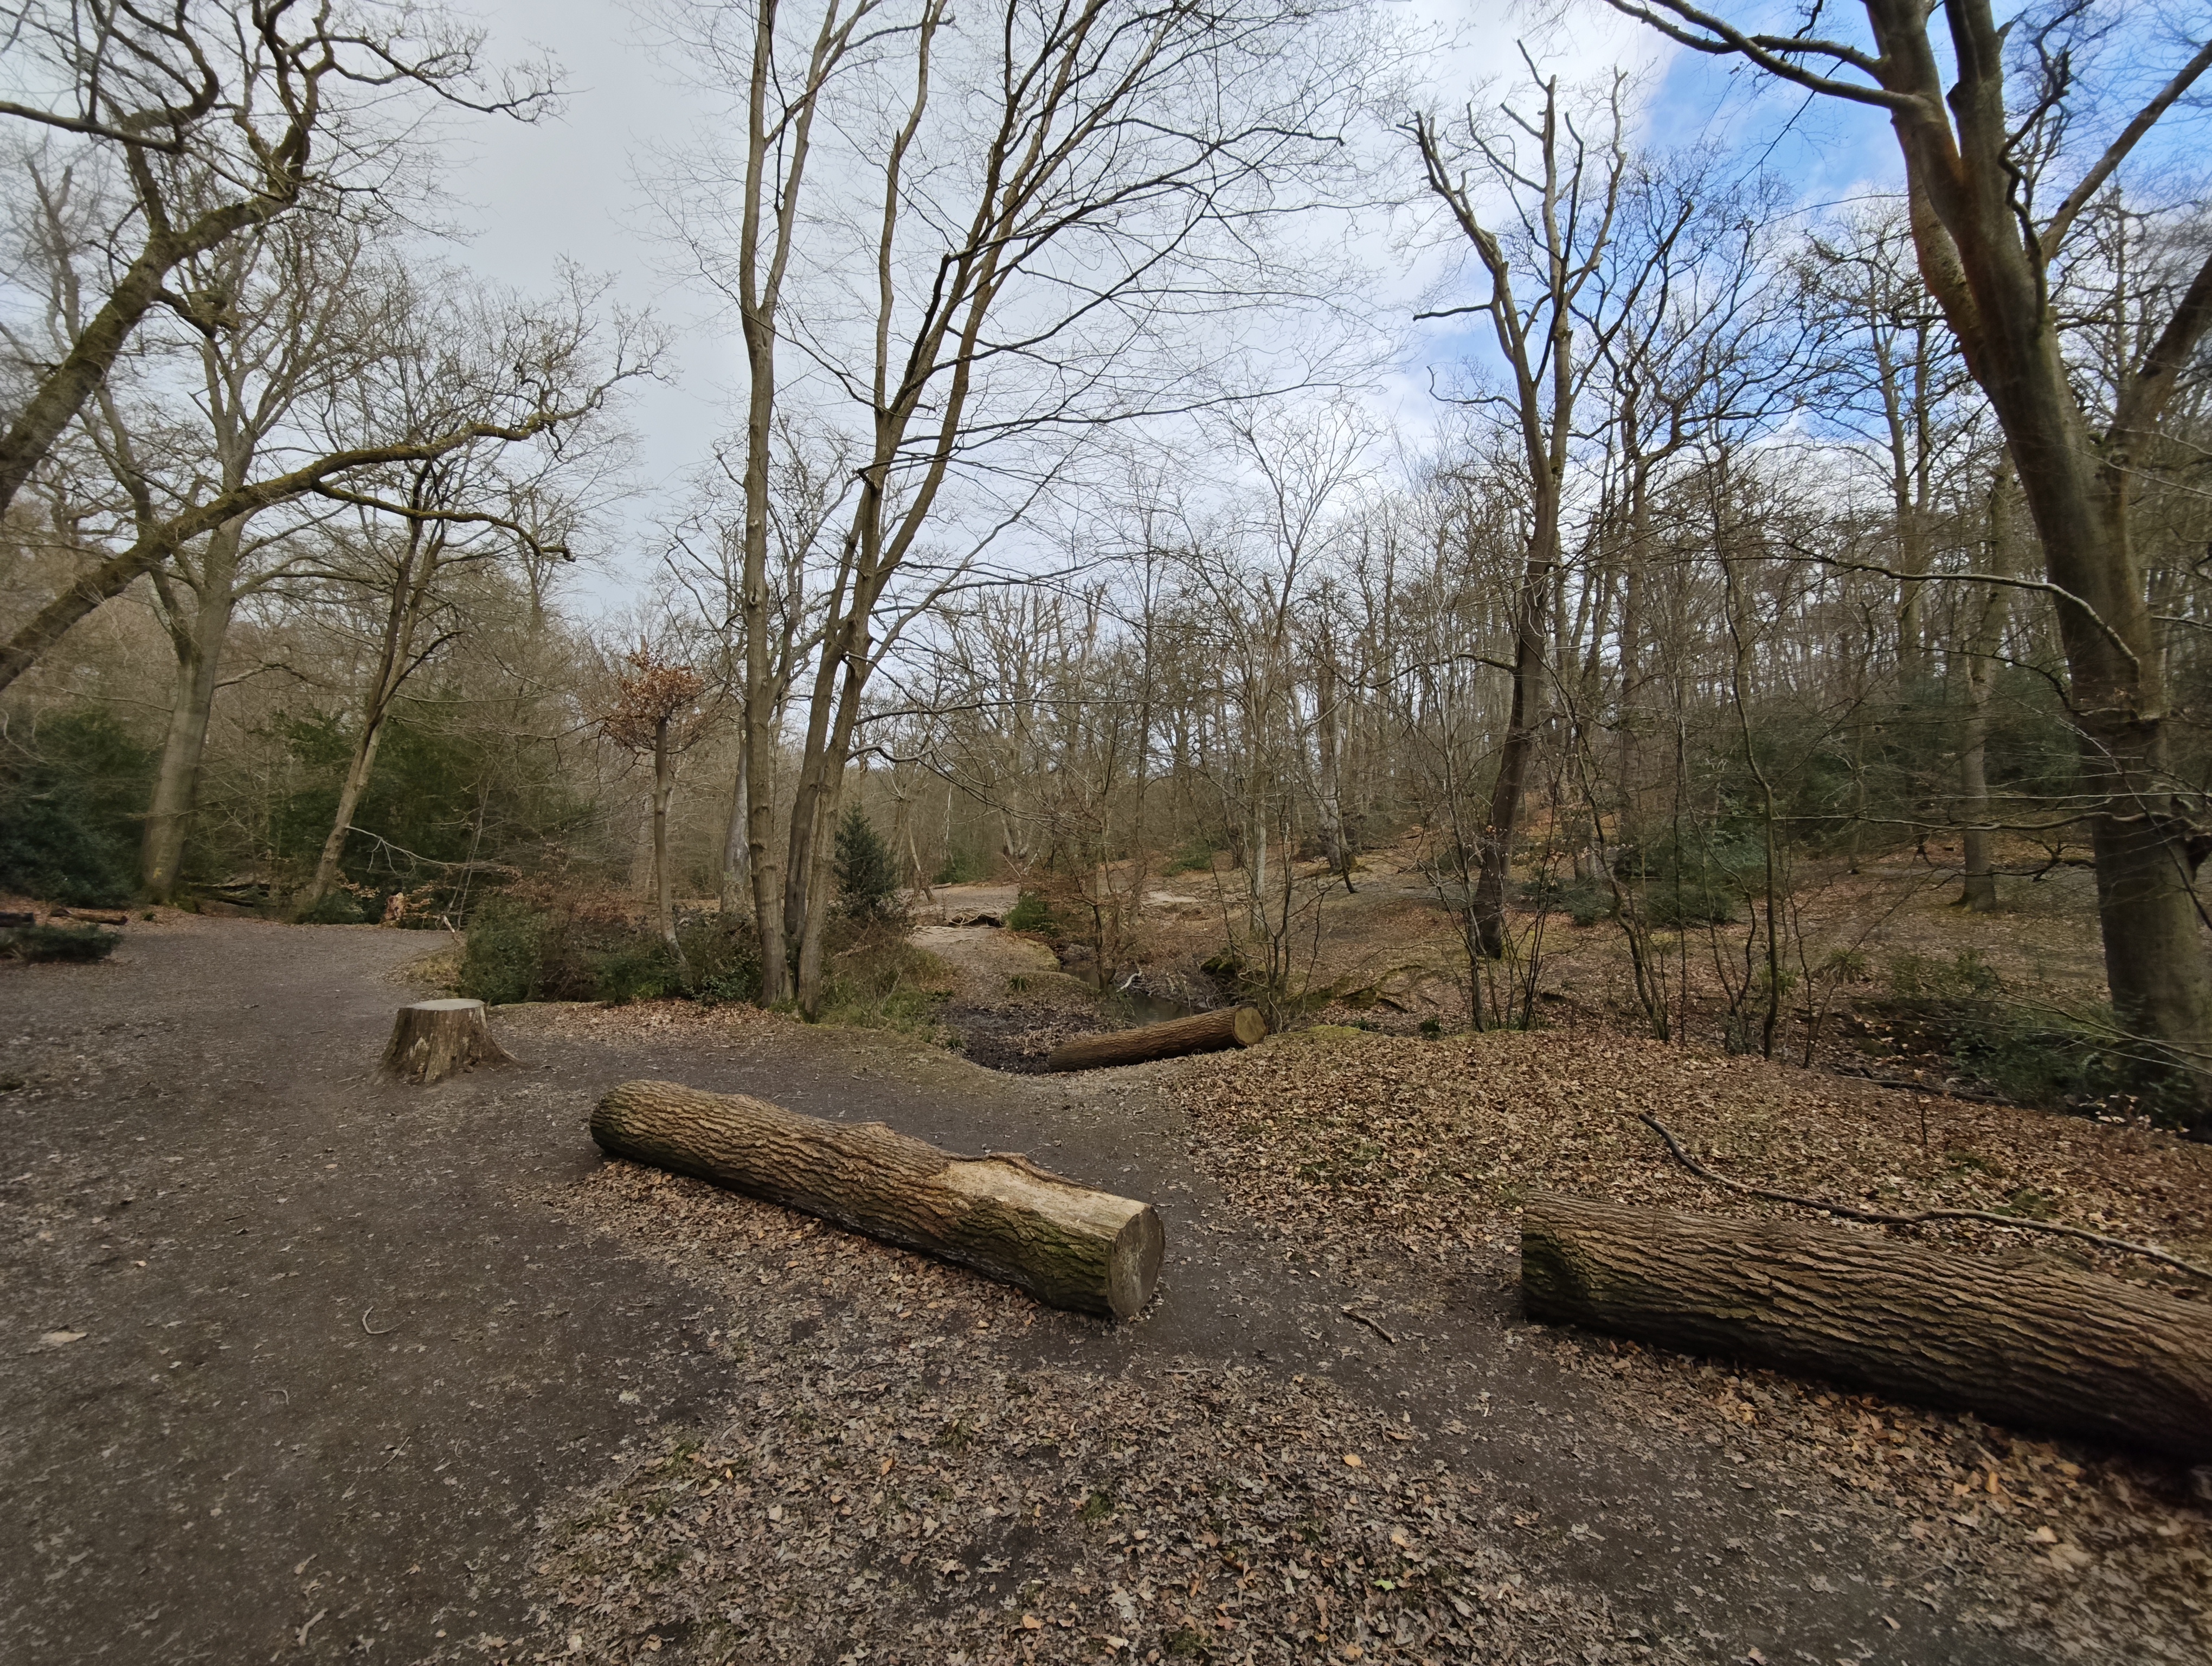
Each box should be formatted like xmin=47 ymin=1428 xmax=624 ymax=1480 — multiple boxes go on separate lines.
xmin=1521 ymin=1194 xmax=2212 ymax=1460
xmin=593 ymin=1080 xmax=1163 ymax=1318
xmin=1044 ymin=1007 xmax=1268 ymax=1073
xmin=381 ymin=999 xmax=517 ymax=1085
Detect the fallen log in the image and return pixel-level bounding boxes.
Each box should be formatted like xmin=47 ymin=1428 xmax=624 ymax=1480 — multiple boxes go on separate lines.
xmin=592 ymin=1079 xmax=1163 ymax=1318
xmin=381 ymin=998 xmax=517 ymax=1084
xmin=1044 ymin=1005 xmax=1266 ymax=1072
xmin=1520 ymin=1194 xmax=2212 ymax=1462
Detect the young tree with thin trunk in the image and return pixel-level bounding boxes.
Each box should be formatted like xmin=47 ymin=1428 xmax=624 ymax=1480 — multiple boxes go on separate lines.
xmin=597 ymin=644 xmax=713 ymax=959
xmin=1405 ymin=57 xmax=1643 ymax=958
xmin=128 ymin=218 xmax=382 ymax=900
xmin=676 ymin=0 xmax=1372 ymax=1014
xmin=1958 ymin=462 xmax=2017 ymax=912
xmin=293 ymin=275 xmax=648 ymax=909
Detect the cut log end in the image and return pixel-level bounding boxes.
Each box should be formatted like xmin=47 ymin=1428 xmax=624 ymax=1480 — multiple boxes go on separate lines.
xmin=1109 ymin=1202 xmax=1166 ymax=1320
xmin=1044 ymin=1005 xmax=1268 ymax=1072
xmin=382 ymin=997 xmax=516 ymax=1085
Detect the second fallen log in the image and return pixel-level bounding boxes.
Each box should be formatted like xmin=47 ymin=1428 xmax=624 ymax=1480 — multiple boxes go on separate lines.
xmin=1521 ymin=1193 xmax=2212 ymax=1462
xmin=1045 ymin=1005 xmax=1266 ymax=1072
xmin=591 ymin=1079 xmax=1164 ymax=1318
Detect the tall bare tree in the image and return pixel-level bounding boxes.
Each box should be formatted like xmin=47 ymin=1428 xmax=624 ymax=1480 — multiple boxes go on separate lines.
xmin=1605 ymin=1 xmax=2212 ymax=1097
xmin=0 ymin=0 xmax=555 ymax=523
xmin=1406 ymin=58 xmax=1644 ymax=957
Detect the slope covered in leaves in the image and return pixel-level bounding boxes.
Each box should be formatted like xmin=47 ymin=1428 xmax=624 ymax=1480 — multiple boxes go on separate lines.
xmin=1167 ymin=1027 xmax=2212 ymax=1661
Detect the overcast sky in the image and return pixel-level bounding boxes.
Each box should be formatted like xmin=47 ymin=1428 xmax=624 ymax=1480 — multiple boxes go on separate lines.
xmin=443 ymin=0 xmax=1908 ymax=614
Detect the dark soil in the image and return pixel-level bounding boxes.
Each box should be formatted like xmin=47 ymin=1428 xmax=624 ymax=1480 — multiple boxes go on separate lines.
xmin=941 ymin=996 xmax=1114 ymax=1072
xmin=3 ymin=918 xmax=2188 ymax=1664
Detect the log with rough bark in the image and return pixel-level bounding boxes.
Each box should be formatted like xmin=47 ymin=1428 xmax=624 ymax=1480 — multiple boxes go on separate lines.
xmin=592 ymin=1079 xmax=1163 ymax=1319
xmin=381 ymin=998 xmax=517 ymax=1085
xmin=1044 ymin=1005 xmax=1266 ymax=1072
xmin=1521 ymin=1193 xmax=2212 ymax=1461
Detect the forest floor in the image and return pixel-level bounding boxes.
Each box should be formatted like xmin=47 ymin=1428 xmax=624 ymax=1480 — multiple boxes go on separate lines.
xmin=943 ymin=835 xmax=2120 ymax=1100
xmin=3 ymin=909 xmax=2209 ymax=1666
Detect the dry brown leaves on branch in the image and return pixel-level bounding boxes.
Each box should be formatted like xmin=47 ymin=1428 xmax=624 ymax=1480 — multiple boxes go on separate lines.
xmin=597 ymin=645 xmax=709 ymax=753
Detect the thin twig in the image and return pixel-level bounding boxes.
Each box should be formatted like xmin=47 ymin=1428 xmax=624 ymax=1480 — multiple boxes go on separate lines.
xmin=362 ymin=1307 xmax=396 ymax=1336
xmin=1341 ymin=1306 xmax=1398 ymax=1345
xmin=1638 ymin=1113 xmax=2211 ymax=1282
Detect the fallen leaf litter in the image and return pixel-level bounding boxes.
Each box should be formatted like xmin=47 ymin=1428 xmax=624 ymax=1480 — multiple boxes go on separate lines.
xmin=493 ymin=1001 xmax=2212 ymax=1664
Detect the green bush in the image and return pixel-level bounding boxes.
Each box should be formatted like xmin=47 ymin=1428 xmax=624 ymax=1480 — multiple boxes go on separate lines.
xmin=816 ymin=931 xmax=953 ymax=1038
xmin=834 ymin=806 xmax=906 ymax=926
xmin=296 ymin=888 xmax=370 ymax=925
xmin=1006 ymin=889 xmax=1056 ymax=933
xmin=1886 ymin=948 xmax=2002 ymax=1001
xmin=258 ymin=704 xmax=593 ymax=898
xmin=0 ymin=710 xmax=154 ymax=906
xmin=1517 ymin=875 xmax=1611 ymax=927
xmin=931 ymin=847 xmax=987 ymax=886
xmin=1616 ymin=826 xmax=1760 ymax=928
xmin=1863 ymin=949 xmax=2199 ymax=1127
xmin=1 ymin=924 xmax=121 ymax=963
xmin=592 ymin=936 xmax=680 ymax=1005
xmin=1162 ymin=838 xmax=1218 ymax=877
xmin=678 ymin=911 xmax=760 ymax=1004
xmin=458 ymin=895 xmax=550 ymax=1004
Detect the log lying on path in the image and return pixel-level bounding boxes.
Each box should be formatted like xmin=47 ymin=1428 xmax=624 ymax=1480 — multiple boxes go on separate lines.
xmin=381 ymin=998 xmax=517 ymax=1085
xmin=1521 ymin=1193 xmax=2212 ymax=1462
xmin=1044 ymin=1005 xmax=1266 ymax=1072
xmin=593 ymin=1079 xmax=1163 ymax=1319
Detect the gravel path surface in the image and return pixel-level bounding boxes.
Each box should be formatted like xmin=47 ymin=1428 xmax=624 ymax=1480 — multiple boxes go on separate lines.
xmin=3 ymin=919 xmax=2159 ymax=1663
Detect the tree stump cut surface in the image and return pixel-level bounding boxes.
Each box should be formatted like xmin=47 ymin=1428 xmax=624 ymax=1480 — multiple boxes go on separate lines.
xmin=1044 ymin=1005 xmax=1266 ymax=1072
xmin=381 ymin=998 xmax=517 ymax=1085
xmin=592 ymin=1079 xmax=1163 ymax=1319
xmin=1521 ymin=1193 xmax=2212 ymax=1461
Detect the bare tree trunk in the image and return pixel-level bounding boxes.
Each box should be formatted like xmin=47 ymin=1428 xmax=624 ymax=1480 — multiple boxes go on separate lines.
xmin=718 ymin=744 xmax=751 ymax=916
xmin=1472 ymin=539 xmax=1552 ymax=958
xmin=652 ymin=714 xmax=679 ymax=951
xmin=141 ymin=521 xmax=244 ymax=901
xmin=1958 ymin=466 xmax=2012 ymax=913
xmin=308 ymin=721 xmax=389 ymax=908
xmin=304 ymin=519 xmax=435 ymax=909
xmin=1602 ymin=0 xmax=2212 ymax=1107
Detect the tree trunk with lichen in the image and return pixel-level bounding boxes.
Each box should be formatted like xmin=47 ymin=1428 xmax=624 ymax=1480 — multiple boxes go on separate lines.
xmin=1521 ymin=1194 xmax=2212 ymax=1461
xmin=591 ymin=1080 xmax=1163 ymax=1318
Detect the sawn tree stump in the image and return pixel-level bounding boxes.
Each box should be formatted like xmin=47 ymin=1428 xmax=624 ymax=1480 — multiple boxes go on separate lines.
xmin=381 ymin=998 xmax=516 ymax=1085
xmin=1044 ymin=1005 xmax=1266 ymax=1072
xmin=1521 ymin=1193 xmax=2212 ymax=1461
xmin=592 ymin=1079 xmax=1163 ymax=1319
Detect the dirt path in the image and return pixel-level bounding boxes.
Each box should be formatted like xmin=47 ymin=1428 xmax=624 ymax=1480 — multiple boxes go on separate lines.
xmin=1 ymin=920 xmax=2120 ymax=1663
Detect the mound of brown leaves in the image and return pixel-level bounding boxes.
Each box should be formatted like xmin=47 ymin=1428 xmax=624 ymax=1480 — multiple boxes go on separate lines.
xmin=1173 ymin=1027 xmax=2212 ymax=1283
